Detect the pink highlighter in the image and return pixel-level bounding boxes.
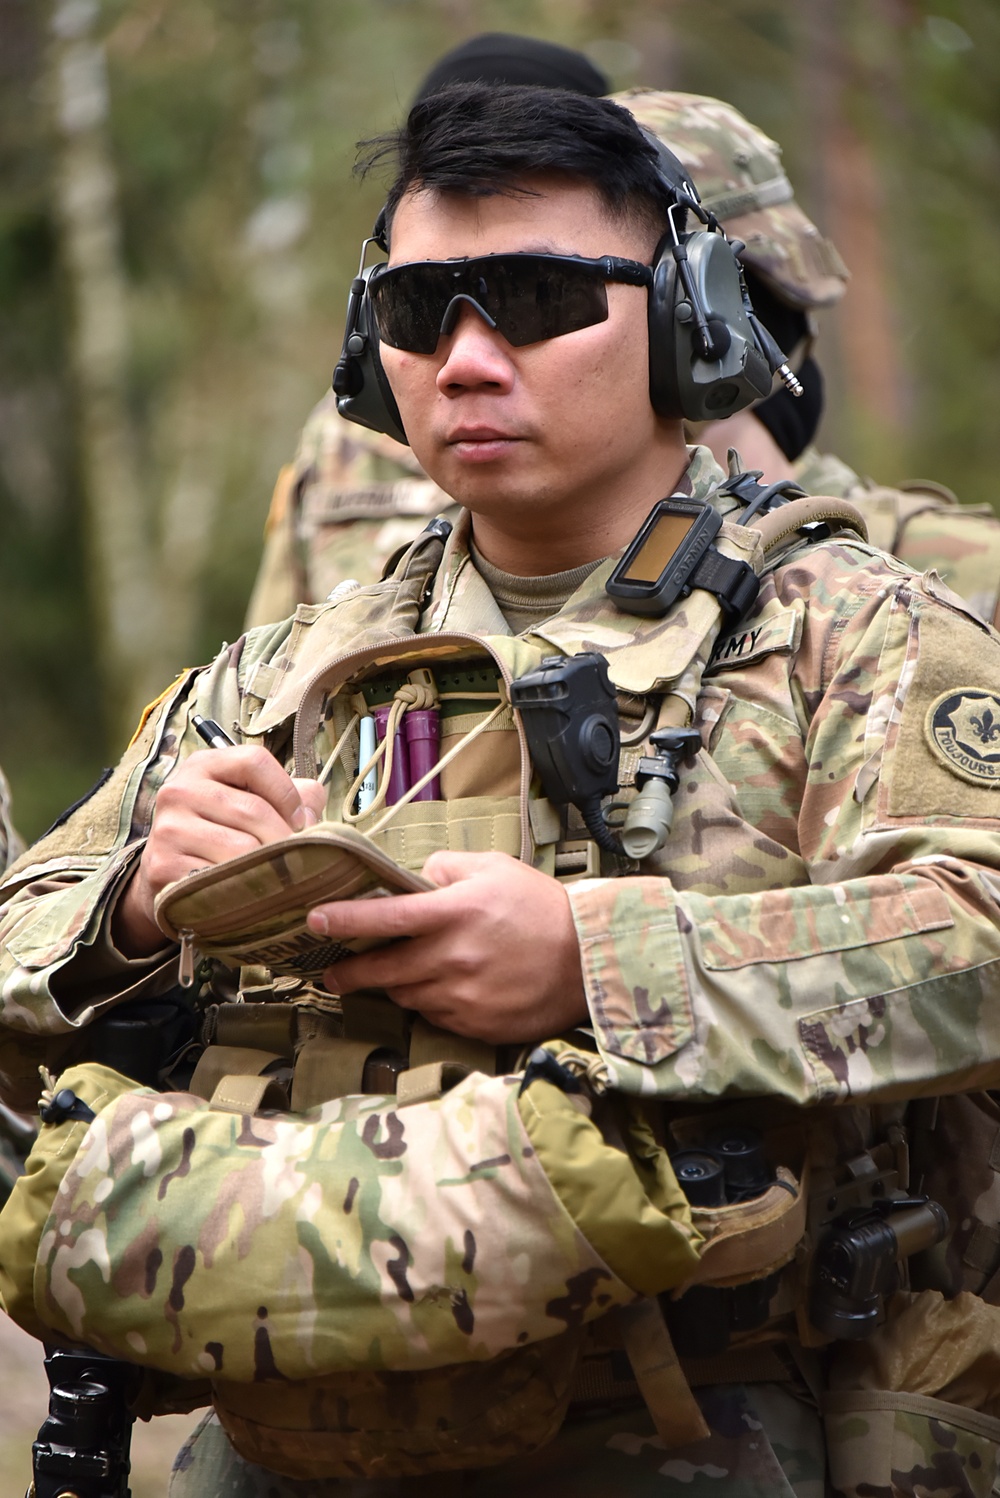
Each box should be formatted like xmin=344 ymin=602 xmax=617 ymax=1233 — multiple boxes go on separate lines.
xmin=404 ymin=708 xmax=441 ymax=800
xmin=372 ymin=703 xmax=410 ymax=805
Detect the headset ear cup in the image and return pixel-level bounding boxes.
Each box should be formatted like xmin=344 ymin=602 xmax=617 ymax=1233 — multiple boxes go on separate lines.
xmin=334 ymin=268 xmax=408 ymax=446
xmin=648 ymin=231 xmax=772 ymax=424
xmin=367 ymin=318 xmax=408 ymax=445
xmin=647 ymin=236 xmax=685 ymax=420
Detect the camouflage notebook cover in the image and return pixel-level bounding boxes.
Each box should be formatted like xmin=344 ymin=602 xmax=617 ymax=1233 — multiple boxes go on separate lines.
xmin=154 ymin=823 xmax=434 ymax=978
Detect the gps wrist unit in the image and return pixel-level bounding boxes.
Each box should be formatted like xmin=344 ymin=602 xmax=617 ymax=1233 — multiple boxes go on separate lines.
xmin=606 ymin=497 xmax=758 ymax=621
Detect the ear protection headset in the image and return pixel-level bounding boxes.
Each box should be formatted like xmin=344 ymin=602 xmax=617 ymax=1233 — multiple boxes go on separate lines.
xmin=333 ymin=140 xmax=801 ymax=445
xmin=332 ymin=208 xmax=408 ymax=444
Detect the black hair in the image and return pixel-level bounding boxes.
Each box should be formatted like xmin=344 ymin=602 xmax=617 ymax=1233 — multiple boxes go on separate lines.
xmin=358 ymin=83 xmax=679 ymax=246
xmin=412 ymin=33 xmax=609 ymax=103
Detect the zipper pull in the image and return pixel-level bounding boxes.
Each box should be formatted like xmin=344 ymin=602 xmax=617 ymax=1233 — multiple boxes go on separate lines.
xmin=178 ymin=930 xmax=197 ymax=988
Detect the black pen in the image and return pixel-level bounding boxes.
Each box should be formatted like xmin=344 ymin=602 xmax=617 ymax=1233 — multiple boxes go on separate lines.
xmin=192 ymin=714 xmax=238 ymax=750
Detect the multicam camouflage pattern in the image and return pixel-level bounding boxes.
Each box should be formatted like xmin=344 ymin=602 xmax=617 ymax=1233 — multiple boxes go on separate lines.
xmin=3 ymin=442 xmax=1000 ymax=1152
xmin=797 ymin=445 xmax=1000 ymax=629
xmin=0 ymin=762 xmax=21 ymax=875
xmin=13 ymin=1064 xmax=698 ymax=1382
xmin=615 ymin=88 xmax=850 ymax=311
xmin=169 ymin=1382 xmax=827 ymax=1497
xmin=5 ymin=446 xmax=1000 ymax=1491
xmin=244 ymin=392 xmax=460 ymax=627
xmin=824 ymin=1291 xmax=1000 ymax=1498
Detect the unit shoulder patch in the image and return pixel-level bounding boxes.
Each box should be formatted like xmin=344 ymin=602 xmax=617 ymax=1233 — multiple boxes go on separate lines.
xmin=926 ymin=689 xmax=1000 ymax=786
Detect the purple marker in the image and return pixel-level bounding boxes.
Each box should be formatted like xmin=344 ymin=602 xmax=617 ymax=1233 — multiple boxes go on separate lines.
xmin=372 ymin=703 xmax=410 ymax=805
xmin=404 ymin=708 xmax=441 ymax=801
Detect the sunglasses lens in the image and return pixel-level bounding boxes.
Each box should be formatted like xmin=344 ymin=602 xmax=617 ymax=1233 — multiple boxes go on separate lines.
xmin=370 ymin=264 xmax=454 ymax=354
xmin=491 ymin=258 xmax=610 ymax=347
xmin=371 ymin=257 xmax=613 ymax=353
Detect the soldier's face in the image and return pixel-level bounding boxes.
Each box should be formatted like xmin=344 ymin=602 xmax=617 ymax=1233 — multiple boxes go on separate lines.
xmin=380 ymin=178 xmax=684 ymax=551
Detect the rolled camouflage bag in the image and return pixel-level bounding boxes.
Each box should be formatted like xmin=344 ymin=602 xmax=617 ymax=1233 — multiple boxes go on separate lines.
xmin=0 ymin=1049 xmax=809 ymax=1478
xmin=0 ymin=1049 xmax=705 ymax=1475
xmin=0 ymin=1052 xmax=704 ymax=1379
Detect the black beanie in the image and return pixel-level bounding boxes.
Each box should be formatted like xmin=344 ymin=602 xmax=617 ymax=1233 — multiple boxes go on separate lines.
xmin=740 ymin=269 xmax=824 ymax=461
xmin=413 ymin=33 xmax=609 ymax=104
xmin=753 ymin=356 xmax=824 ymax=462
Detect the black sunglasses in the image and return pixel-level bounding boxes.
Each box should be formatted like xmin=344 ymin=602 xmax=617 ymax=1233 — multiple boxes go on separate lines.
xmin=368 ymin=252 xmax=653 ymax=355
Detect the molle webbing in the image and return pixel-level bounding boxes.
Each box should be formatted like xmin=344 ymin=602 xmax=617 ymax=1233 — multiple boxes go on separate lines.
xmin=189 ymin=999 xmax=497 ymax=1116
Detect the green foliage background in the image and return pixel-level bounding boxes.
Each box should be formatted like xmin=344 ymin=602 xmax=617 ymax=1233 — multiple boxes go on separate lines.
xmin=0 ymin=0 xmax=997 ymax=840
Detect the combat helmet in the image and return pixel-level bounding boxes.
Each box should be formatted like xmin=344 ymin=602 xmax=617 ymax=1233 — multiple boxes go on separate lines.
xmin=616 ymin=88 xmax=849 ymax=312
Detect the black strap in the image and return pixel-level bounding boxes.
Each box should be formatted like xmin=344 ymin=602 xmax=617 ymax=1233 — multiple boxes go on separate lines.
xmin=687 ymin=549 xmax=760 ymax=622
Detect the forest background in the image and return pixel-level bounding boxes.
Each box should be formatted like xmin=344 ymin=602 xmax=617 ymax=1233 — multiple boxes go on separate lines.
xmin=1 ymin=0 xmax=998 ymax=842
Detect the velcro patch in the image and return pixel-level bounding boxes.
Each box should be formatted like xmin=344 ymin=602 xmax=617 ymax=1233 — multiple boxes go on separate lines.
xmin=926 ymin=689 xmax=1000 ymax=786
xmin=707 ymin=606 xmax=800 ymax=674
xmin=883 ymin=604 xmax=1000 ymax=820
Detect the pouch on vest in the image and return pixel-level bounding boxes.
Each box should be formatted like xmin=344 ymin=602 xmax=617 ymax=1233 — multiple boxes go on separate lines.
xmin=204 ymin=1044 xmax=704 ymax=1481
xmin=824 ymin=1290 xmax=1000 ymax=1498
xmin=209 ymin=1044 xmax=810 ymax=1478
xmin=291 ymin=631 xmax=576 ymax=877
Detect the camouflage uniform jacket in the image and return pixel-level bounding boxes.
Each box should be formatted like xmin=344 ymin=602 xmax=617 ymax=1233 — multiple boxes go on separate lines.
xmin=797 ymin=446 xmax=1000 ymax=629
xmin=5 ymin=440 xmax=1000 ymax=1134
xmin=0 ymin=763 xmax=22 ymax=875
xmin=244 ymin=391 xmax=460 ymax=628
xmin=4 ymin=447 xmax=1000 ymax=1415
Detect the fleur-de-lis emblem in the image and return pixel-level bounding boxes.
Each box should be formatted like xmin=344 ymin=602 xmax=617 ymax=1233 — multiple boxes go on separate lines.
xmin=971 ymin=707 xmax=1000 ymax=744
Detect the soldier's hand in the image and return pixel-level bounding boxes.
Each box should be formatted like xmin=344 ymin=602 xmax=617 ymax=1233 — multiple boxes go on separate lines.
xmin=311 ymin=850 xmax=587 ymax=1043
xmin=116 ymin=747 xmax=326 ymax=956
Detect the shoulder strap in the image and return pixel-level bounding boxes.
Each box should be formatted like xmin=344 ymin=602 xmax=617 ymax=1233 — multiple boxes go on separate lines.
xmin=750 ymin=494 xmax=869 ymax=562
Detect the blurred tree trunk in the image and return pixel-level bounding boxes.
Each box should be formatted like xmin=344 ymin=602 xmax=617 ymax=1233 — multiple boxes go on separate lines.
xmin=48 ymin=0 xmax=216 ymax=746
xmin=799 ymin=0 xmax=906 ymax=474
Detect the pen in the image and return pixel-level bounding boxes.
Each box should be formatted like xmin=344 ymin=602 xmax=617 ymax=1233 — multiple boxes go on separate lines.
xmin=192 ymin=714 xmax=237 ymax=750
xmin=357 ymin=715 xmax=378 ymax=813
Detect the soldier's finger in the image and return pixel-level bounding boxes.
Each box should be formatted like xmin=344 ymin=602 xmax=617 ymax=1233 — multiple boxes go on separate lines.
xmin=154 ymin=774 xmax=297 ymax=850
xmin=320 ymin=936 xmax=442 ymax=996
xmin=307 ymin=884 xmax=449 ymax=942
xmin=291 ymin=777 xmax=326 ymax=826
xmin=170 ymin=746 xmax=311 ymax=833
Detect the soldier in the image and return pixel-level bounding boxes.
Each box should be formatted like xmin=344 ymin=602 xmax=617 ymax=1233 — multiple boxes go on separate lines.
xmin=625 ymin=89 xmax=1000 ymax=629
xmin=4 ymin=83 xmax=1000 ymax=1498
xmin=246 ymin=88 xmax=1000 ymax=631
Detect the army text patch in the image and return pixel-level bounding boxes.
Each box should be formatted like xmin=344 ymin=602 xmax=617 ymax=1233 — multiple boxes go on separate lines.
xmin=925 ymin=689 xmax=1000 ymax=786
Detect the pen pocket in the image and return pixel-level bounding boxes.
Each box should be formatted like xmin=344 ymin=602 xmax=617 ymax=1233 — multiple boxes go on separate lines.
xmin=334 ymin=657 xmax=523 ymax=814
